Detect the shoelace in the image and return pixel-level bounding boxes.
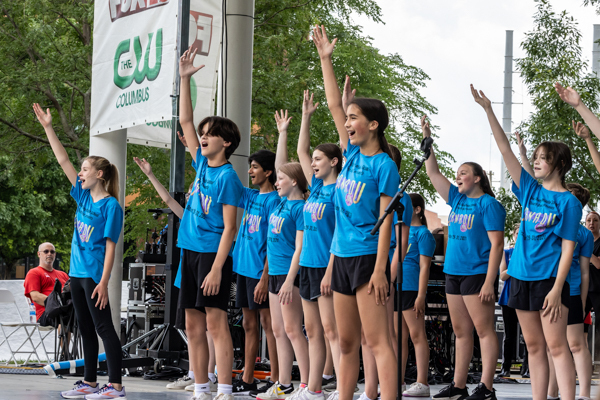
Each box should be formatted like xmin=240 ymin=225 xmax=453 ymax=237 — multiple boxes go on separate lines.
xmin=438 ymin=384 xmax=453 ymax=393
xmin=73 ymin=380 xmax=86 ymax=389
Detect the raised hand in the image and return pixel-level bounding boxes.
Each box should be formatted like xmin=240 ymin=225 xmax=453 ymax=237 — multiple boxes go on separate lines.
xmin=33 ymin=103 xmax=52 ymax=128
xmin=312 ymin=25 xmax=338 ymax=59
xmin=274 ymin=109 xmax=292 ymax=133
xmin=515 ymin=131 xmax=527 ymax=153
xmin=133 ymin=157 xmax=153 ymax=177
xmin=573 ymin=120 xmax=591 ymax=140
xmin=179 ymin=47 xmax=205 ymax=79
xmin=177 ymin=131 xmax=188 ymax=148
xmin=421 ymin=115 xmax=432 ymax=138
xmin=555 ymin=82 xmax=581 ymax=108
xmin=342 ymin=75 xmax=356 ymax=114
xmin=470 ymin=84 xmax=492 ymax=110
xmin=302 ymin=90 xmax=319 ymax=116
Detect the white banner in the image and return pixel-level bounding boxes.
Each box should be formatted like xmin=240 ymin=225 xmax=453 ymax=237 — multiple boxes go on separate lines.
xmin=126 ymin=0 xmax=223 ymax=147
xmin=91 ymin=0 xmax=179 ymax=135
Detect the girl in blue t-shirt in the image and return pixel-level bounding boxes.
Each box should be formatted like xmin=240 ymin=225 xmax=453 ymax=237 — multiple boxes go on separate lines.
xmin=473 ymin=85 xmax=581 ymax=400
xmin=33 ymin=104 xmax=126 ymax=399
xmin=314 ymin=25 xmax=399 ymax=400
xmin=420 ymin=115 xmax=505 ymax=400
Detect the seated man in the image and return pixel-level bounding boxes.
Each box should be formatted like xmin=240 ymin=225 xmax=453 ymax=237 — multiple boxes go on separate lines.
xmin=24 ymin=242 xmax=69 ymax=327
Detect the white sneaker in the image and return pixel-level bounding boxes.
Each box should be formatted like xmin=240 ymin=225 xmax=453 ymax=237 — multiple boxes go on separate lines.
xmin=288 ymin=387 xmax=307 ymax=400
xmin=296 ymin=389 xmax=325 ymax=400
xmin=326 ymin=391 xmax=339 ymax=400
xmin=401 ymin=385 xmax=406 ymax=395
xmin=358 ymin=393 xmax=373 ymax=400
xmin=193 ymin=393 xmax=213 ymax=400
xmin=214 ymin=394 xmax=235 ymax=400
xmin=167 ymin=376 xmax=193 ymax=390
xmin=403 ymin=382 xmax=430 ymax=397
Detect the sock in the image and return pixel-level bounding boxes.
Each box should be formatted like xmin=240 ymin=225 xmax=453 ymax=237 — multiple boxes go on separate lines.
xmin=188 ymin=371 xmax=195 ymax=380
xmin=309 ymin=390 xmax=322 ymax=395
xmin=300 ymin=383 xmax=307 ymax=388
xmin=218 ymin=384 xmax=233 ymax=395
xmin=208 ymin=373 xmax=217 ymax=383
xmin=195 ymin=382 xmax=211 ymax=396
xmin=322 ymin=374 xmax=334 ymax=380
xmin=281 ymin=383 xmax=292 ymax=388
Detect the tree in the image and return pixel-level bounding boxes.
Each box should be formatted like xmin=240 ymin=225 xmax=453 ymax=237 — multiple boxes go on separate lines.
xmin=583 ymin=0 xmax=600 ymax=14
xmin=516 ymin=0 xmax=600 ymax=204
xmin=496 ymin=187 xmax=522 ymax=243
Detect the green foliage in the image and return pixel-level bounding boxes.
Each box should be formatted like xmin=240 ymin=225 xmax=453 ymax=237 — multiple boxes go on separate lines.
xmin=516 ymin=0 xmax=600 ymax=202
xmin=583 ymin=0 xmax=600 ymax=14
xmin=496 ymin=187 xmax=522 ymax=243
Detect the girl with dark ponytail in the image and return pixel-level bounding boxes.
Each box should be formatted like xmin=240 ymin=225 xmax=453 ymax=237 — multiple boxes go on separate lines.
xmin=420 ymin=115 xmax=506 ymax=400
xmin=33 ymin=104 xmax=125 ymax=399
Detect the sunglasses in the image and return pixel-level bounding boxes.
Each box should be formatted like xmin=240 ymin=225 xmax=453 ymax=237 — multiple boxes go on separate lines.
xmin=42 ymin=250 xmax=56 ymax=254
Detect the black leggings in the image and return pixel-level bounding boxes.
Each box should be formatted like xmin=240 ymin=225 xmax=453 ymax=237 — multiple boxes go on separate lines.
xmin=501 ymin=305 xmax=518 ymax=371
xmin=71 ymin=277 xmax=122 ymax=384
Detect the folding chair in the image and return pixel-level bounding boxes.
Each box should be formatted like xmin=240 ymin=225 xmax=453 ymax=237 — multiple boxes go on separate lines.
xmin=0 ymin=289 xmax=53 ymax=366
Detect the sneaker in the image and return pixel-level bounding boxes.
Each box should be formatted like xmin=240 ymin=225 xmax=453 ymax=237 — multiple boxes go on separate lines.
xmin=288 ymin=386 xmax=307 ymax=400
xmin=465 ymin=383 xmax=496 ymax=400
xmin=257 ymin=382 xmax=295 ymax=400
xmin=358 ymin=393 xmax=375 ymax=400
xmin=432 ymin=382 xmax=469 ymax=400
xmin=215 ymin=394 xmax=235 ymax=400
xmin=84 ymin=384 xmax=126 ymax=399
xmin=61 ymin=381 xmax=101 ymax=399
xmin=323 ymin=381 xmax=337 ymax=392
xmin=326 ymin=391 xmax=339 ymax=400
xmin=296 ymin=389 xmax=325 ymax=400
xmin=322 ymin=376 xmax=336 ymax=388
xmin=250 ymin=380 xmax=277 ymax=398
xmin=188 ymin=380 xmax=218 ymax=392
xmin=193 ymin=393 xmax=213 ymax=400
xmin=167 ymin=376 xmax=193 ymax=390
xmin=233 ymin=379 xmax=258 ymax=396
xmin=402 ymin=385 xmax=406 ymax=395
xmin=403 ymin=382 xmax=430 ymax=397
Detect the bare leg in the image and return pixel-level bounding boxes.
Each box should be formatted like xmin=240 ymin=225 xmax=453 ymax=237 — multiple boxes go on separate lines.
xmin=446 ymin=294 xmax=474 ymax=389
xmin=206 ymin=308 xmax=233 ymax=386
xmin=259 ymin=308 xmax=279 ymax=382
xmin=269 ymin=292 xmax=295 ymax=385
xmin=334 ymin=292 xmax=361 ymax=400
xmin=281 ymin=287 xmax=309 ymax=384
xmin=303 ymin=299 xmax=326 ymax=392
xmin=517 ymin=310 xmax=549 ymax=400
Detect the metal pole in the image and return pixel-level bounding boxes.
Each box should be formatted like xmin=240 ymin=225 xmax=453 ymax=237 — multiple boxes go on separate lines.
xmin=89 ymin=130 xmax=127 ymax=334
xmin=593 ymin=25 xmax=600 ymax=76
xmin=501 ymin=30 xmax=513 ymax=189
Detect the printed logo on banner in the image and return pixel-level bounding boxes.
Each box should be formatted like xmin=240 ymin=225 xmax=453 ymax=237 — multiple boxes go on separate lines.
xmin=109 ymin=0 xmax=170 ymax=22
xmin=189 ymin=11 xmax=213 ymax=56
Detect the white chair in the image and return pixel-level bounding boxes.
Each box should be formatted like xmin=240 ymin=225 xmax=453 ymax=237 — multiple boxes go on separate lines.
xmin=0 ymin=289 xmax=53 ymax=366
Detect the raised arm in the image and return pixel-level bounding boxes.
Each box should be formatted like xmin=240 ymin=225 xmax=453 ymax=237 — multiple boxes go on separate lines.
xmin=179 ymin=48 xmax=205 ymax=162
xmin=471 ymin=85 xmax=522 ymax=187
xmin=573 ymin=121 xmax=600 ymax=175
xmin=313 ymin=25 xmax=348 ymax=152
xmin=133 ymin=157 xmax=184 ymax=218
xmin=32 ymin=104 xmax=77 ymax=186
xmin=556 ymin=83 xmax=600 ymax=141
xmin=274 ymin=110 xmax=291 ymax=171
xmin=297 ymin=90 xmax=319 ymax=183
xmin=515 ymin=131 xmax=534 ymax=177
xmin=341 ymin=75 xmax=356 ymax=115
xmin=421 ymin=115 xmax=451 ymax=202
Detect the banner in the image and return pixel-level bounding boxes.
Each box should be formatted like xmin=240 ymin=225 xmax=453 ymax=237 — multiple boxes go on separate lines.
xmin=91 ymin=0 xmax=179 ymax=135
xmin=126 ymin=0 xmax=223 ymax=147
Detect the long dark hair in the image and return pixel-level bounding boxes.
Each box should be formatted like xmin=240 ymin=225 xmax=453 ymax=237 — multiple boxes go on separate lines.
xmin=460 ymin=162 xmax=495 ymax=198
xmin=349 ymin=98 xmax=391 ymax=157
xmin=315 ymin=143 xmax=343 ymax=174
xmin=409 ymin=193 xmax=427 ymax=227
xmin=566 ymin=182 xmax=590 ymax=207
xmin=531 ymin=141 xmax=572 ymax=187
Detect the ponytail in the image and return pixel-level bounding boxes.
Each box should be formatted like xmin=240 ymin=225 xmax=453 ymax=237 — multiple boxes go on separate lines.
xmin=566 ymin=182 xmax=590 ymax=207
xmin=409 ymin=193 xmax=427 ymax=228
xmin=461 ymin=162 xmax=495 ymax=198
xmin=85 ymin=156 xmax=120 ymax=201
xmin=349 ymin=97 xmax=392 ymax=158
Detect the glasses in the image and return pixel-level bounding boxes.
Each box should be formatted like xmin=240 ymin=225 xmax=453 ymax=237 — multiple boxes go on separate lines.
xmin=42 ymin=250 xmax=56 ymax=254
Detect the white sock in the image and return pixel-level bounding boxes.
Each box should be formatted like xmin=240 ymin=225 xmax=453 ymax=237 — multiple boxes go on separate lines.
xmin=218 ymin=384 xmax=233 ymax=395
xmin=188 ymin=371 xmax=195 ymax=380
xmin=208 ymin=373 xmax=217 ymax=383
xmin=195 ymin=382 xmax=211 ymax=396
xmin=322 ymin=374 xmax=334 ymax=380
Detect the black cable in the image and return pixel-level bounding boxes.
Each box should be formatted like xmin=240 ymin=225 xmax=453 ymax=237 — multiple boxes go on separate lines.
xmin=223 ymin=0 xmax=228 ymax=118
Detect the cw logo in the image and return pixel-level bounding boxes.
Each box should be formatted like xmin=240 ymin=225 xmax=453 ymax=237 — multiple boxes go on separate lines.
xmin=113 ymin=29 xmax=163 ymax=89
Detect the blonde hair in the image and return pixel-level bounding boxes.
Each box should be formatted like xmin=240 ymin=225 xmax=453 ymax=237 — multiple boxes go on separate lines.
xmin=85 ymin=156 xmax=120 ymax=201
xmin=278 ymin=162 xmax=309 ymax=200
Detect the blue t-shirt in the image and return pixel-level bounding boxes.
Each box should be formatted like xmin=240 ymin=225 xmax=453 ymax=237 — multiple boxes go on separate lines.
xmin=509 ymin=168 xmax=583 ymax=281
xmin=402 ymin=225 xmax=436 ymax=291
xmin=69 ymin=176 xmax=124 ymax=284
xmin=331 ymin=140 xmax=400 ymax=257
xmin=178 ymin=149 xmax=244 ymax=253
xmin=390 ymin=195 xmax=414 ymax=252
xmin=300 ymin=176 xmax=336 ymax=268
xmin=267 ymin=198 xmax=305 ymax=275
xmin=566 ymin=224 xmax=594 ymax=296
xmin=444 ymin=185 xmax=506 ymax=275
xmin=498 ymin=248 xmax=515 ymax=306
xmin=233 ymin=189 xmax=281 ymax=279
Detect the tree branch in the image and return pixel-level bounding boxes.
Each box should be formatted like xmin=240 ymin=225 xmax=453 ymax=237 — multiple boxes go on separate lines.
xmin=254 ymin=0 xmax=313 ymax=28
xmin=54 ymin=10 xmax=85 ymax=44
xmin=0 ymin=117 xmax=87 ymax=151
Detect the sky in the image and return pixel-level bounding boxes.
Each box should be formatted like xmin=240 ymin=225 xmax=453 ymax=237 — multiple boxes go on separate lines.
xmin=353 ymin=0 xmax=600 ymax=218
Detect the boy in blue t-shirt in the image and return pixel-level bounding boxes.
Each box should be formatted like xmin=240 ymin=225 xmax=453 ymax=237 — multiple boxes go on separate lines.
xmin=179 ymin=48 xmax=244 ymax=400
xmin=231 ymin=150 xmax=281 ymax=394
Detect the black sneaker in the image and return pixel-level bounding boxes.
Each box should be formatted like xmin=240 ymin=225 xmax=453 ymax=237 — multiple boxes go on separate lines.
xmin=233 ymin=378 xmax=258 ymax=396
xmin=465 ymin=383 xmax=496 ymax=400
xmin=322 ymin=377 xmax=336 ymax=392
xmin=432 ymin=382 xmax=469 ymax=400
xmin=249 ymin=380 xmax=276 ymax=398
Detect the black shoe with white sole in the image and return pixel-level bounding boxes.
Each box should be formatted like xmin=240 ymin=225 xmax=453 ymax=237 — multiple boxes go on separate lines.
xmin=465 ymin=383 xmax=496 ymax=400
xmin=233 ymin=379 xmax=258 ymax=396
xmin=432 ymin=382 xmax=469 ymax=400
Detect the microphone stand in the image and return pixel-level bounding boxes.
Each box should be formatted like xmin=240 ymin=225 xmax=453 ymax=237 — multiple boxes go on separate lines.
xmin=371 ymin=136 xmax=433 ymax=395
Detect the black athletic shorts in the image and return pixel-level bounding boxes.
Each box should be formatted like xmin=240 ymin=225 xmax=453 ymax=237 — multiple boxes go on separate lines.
xmin=568 ymin=295 xmax=584 ymax=325
xmin=175 ymin=306 xmax=186 ymax=330
xmin=401 ymin=290 xmax=419 ymax=311
xmin=268 ymin=274 xmax=300 ymax=295
xmin=507 ymin=277 xmax=570 ymax=312
xmin=331 ymin=254 xmax=391 ymax=296
xmin=236 ymin=274 xmax=269 ymax=310
xmin=300 ymin=267 xmax=327 ymax=301
xmin=178 ymin=249 xmax=233 ymax=312
xmin=445 ymin=273 xmax=499 ymax=297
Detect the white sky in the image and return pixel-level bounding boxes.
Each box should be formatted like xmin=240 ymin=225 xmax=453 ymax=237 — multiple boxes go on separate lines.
xmin=354 ymin=0 xmax=600 ymax=217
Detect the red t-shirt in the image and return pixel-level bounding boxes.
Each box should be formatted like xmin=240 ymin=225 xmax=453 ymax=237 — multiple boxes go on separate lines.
xmin=24 ymin=266 xmax=69 ymax=320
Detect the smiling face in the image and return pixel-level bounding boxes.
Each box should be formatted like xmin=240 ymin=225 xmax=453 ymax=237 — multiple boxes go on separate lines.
xmin=456 ymin=164 xmax=480 ymax=194
xmin=586 ymin=213 xmax=600 ymax=235
xmin=199 ymin=123 xmax=230 ymax=159
xmin=311 ymin=149 xmax=336 ymax=179
xmin=248 ymin=160 xmax=271 ymax=186
xmin=275 ymin=171 xmax=296 ymax=198
xmin=345 ymin=104 xmax=378 ymax=147
xmin=78 ymin=160 xmax=102 ymax=190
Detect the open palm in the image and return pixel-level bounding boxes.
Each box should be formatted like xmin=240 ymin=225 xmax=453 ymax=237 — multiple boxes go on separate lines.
xmin=312 ymin=25 xmax=337 ymax=59
xmin=302 ymin=90 xmax=319 ymax=116
xmin=555 ymin=83 xmax=581 ymax=108
xmin=33 ymin=103 xmax=52 ymax=128
xmin=133 ymin=157 xmax=153 ymax=176
xmin=470 ymin=84 xmax=492 ymax=110
xmin=275 ymin=109 xmax=292 ymax=132
xmin=179 ymin=48 xmax=205 ymax=79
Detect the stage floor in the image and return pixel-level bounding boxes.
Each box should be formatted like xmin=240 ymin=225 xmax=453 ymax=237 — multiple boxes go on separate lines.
xmin=0 ymin=375 xmax=598 ymax=400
